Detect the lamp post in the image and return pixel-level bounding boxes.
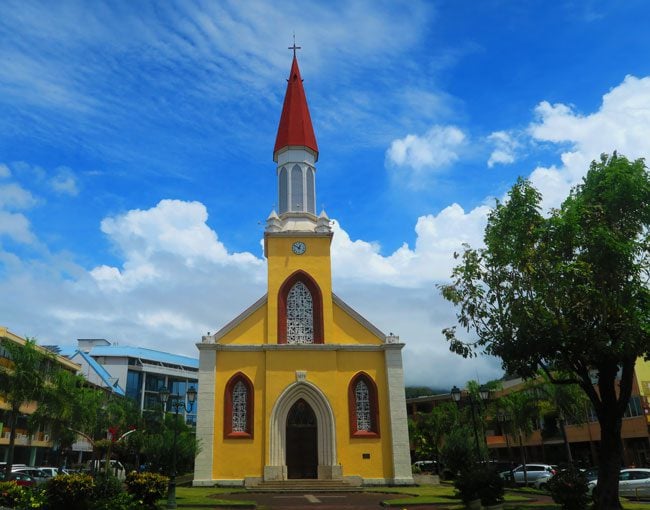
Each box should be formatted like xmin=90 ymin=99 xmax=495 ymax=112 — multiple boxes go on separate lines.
xmin=159 ymin=385 xmax=197 ymax=509
xmin=451 ymin=385 xmax=490 ymax=460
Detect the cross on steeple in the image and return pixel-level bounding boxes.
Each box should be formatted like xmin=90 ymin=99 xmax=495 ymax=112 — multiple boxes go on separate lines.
xmin=288 ymin=34 xmax=301 ymax=58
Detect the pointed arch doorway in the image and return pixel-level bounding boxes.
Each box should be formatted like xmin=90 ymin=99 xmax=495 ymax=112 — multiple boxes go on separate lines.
xmin=265 ymin=380 xmax=342 ymax=481
xmin=286 ymin=399 xmax=318 ymax=478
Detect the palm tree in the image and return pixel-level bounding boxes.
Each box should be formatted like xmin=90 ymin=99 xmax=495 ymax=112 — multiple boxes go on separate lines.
xmin=0 ymin=337 xmax=53 ymax=475
xmin=30 ymin=369 xmax=106 ymax=468
xmin=498 ymin=390 xmax=540 ymax=485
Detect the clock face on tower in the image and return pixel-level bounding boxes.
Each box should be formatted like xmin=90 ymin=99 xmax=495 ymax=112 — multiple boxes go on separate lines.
xmin=292 ymin=241 xmax=306 ymax=255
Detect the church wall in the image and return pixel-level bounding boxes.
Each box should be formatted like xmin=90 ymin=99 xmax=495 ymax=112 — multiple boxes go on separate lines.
xmin=217 ymin=303 xmax=268 ymax=345
xmin=335 ymin=351 xmax=392 ymax=480
xmin=331 ymin=303 xmax=383 ymax=345
xmin=212 ymin=351 xmax=266 ymax=480
xmin=264 ymin=349 xmax=392 ymax=480
xmin=266 ymin=235 xmax=333 ymax=344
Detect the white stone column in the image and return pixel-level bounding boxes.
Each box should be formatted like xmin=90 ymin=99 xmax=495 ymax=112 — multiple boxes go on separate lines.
xmin=384 ymin=345 xmax=414 ymax=485
xmin=193 ymin=345 xmax=216 ymax=486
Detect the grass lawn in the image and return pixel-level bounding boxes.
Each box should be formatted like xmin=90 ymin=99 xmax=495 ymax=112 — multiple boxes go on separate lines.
xmin=162 ymin=483 xmax=650 ymax=509
xmin=368 ymin=482 xmax=532 ymax=507
xmin=160 ymin=486 xmax=255 ymax=508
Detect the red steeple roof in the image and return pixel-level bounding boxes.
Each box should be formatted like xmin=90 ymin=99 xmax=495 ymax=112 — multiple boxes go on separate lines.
xmin=273 ymin=55 xmax=319 ymax=160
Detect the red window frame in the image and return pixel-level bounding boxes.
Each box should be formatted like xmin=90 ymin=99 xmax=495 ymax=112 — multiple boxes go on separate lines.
xmin=277 ymin=270 xmax=324 ymax=344
xmin=348 ymin=372 xmax=380 ymax=438
xmin=223 ymin=372 xmax=254 ymax=439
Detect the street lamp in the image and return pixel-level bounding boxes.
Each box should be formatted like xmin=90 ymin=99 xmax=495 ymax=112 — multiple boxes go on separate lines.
xmin=159 ymin=386 xmax=197 ymax=509
xmin=451 ymin=385 xmax=490 ymax=459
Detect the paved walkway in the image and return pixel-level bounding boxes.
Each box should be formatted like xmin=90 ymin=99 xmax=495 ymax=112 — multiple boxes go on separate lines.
xmin=214 ymin=491 xmax=404 ymax=509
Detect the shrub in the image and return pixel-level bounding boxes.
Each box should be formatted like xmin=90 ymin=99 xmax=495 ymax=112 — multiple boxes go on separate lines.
xmin=125 ymin=471 xmax=168 ymax=507
xmin=477 ymin=468 xmax=505 ymax=506
xmin=93 ymin=492 xmax=140 ymax=510
xmin=0 ymin=481 xmax=24 ymax=508
xmin=454 ymin=468 xmax=482 ymax=504
xmin=454 ymin=466 xmax=505 ymax=506
xmin=45 ymin=473 xmax=95 ymax=510
xmin=548 ymin=468 xmax=589 ymax=510
xmin=16 ymin=487 xmax=47 ymax=509
xmin=93 ymin=472 xmax=124 ymax=501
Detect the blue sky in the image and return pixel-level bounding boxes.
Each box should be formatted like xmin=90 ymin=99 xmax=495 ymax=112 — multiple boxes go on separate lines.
xmin=2 ymin=0 xmax=650 ymax=387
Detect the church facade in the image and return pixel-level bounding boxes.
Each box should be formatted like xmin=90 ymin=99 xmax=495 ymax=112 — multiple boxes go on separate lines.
xmin=193 ymin=53 xmax=413 ymax=487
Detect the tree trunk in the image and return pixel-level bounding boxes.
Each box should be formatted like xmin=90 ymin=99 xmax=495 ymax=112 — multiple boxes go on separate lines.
xmin=559 ymin=416 xmax=573 ymax=466
xmin=5 ymin=407 xmax=18 ymax=475
xmin=594 ymin=411 xmax=623 ymax=510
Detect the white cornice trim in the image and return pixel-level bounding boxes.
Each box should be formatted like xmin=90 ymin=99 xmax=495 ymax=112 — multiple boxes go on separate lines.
xmin=332 ymin=293 xmax=386 ymax=341
xmin=195 ymin=343 xmax=404 ymax=352
xmin=206 ymin=294 xmax=267 ymax=343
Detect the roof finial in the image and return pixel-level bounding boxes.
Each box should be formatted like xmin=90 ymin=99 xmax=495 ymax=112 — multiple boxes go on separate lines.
xmin=288 ymin=33 xmax=301 ymax=58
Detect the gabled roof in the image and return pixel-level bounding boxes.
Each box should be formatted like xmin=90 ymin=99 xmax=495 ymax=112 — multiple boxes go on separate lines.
xmin=273 ymin=55 xmax=318 ymax=160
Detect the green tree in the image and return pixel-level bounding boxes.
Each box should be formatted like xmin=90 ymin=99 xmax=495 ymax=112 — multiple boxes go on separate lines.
xmin=440 ymin=153 xmax=650 ymax=510
xmin=30 ymin=370 xmax=105 ymax=467
xmin=141 ymin=413 xmax=199 ymax=475
xmin=0 ymin=337 xmax=54 ymax=474
xmin=496 ymin=390 xmax=539 ymax=485
xmin=532 ymin=374 xmax=590 ymax=466
xmin=409 ymin=401 xmax=458 ymax=474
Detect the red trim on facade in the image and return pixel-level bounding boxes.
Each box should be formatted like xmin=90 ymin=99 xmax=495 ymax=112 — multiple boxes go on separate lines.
xmin=277 ymin=270 xmax=324 ymax=344
xmin=348 ymin=372 xmax=380 ymax=438
xmin=223 ymin=372 xmax=254 ymax=439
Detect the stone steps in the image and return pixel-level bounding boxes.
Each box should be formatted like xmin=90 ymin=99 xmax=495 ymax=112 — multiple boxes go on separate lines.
xmin=248 ymin=479 xmax=359 ymax=492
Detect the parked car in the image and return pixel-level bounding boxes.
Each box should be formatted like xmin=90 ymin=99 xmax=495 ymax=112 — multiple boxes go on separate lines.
xmin=86 ymin=459 xmax=126 ymax=480
xmin=413 ymin=460 xmax=437 ymax=472
xmin=588 ymin=468 xmax=650 ymax=498
xmin=500 ymin=464 xmax=557 ymax=485
xmin=0 ymin=471 xmax=36 ymax=487
xmin=37 ymin=466 xmax=70 ymax=478
xmin=12 ymin=467 xmax=50 ymax=485
xmin=533 ymin=472 xmax=555 ymax=490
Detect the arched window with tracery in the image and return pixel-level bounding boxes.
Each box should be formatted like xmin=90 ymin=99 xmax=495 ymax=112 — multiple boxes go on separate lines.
xmin=278 ymin=271 xmax=324 ymax=344
xmin=348 ymin=372 xmax=380 ymax=437
xmin=287 ymin=281 xmax=313 ymax=343
xmin=224 ymin=372 xmax=254 ymax=438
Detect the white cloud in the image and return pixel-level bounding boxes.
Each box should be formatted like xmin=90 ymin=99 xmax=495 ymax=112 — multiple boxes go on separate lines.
xmin=0 ymin=164 xmax=10 ymax=178
xmin=49 ymin=166 xmax=79 ymax=196
xmin=487 ymin=130 xmax=519 ymax=168
xmin=0 ymin=211 xmax=36 ymax=244
xmin=386 ymin=125 xmax=466 ymax=177
xmin=92 ymin=199 xmax=263 ymax=291
xmin=331 ymin=202 xmax=489 ymax=287
xmin=0 ymin=183 xmax=38 ymax=210
xmin=528 ymin=75 xmax=650 ymax=208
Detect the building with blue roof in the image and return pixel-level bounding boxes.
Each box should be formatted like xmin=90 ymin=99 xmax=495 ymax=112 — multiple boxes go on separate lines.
xmin=76 ymin=339 xmax=199 ymax=424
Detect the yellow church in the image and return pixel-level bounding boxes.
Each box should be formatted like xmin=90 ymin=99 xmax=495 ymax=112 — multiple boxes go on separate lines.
xmin=193 ymin=52 xmax=413 ymax=487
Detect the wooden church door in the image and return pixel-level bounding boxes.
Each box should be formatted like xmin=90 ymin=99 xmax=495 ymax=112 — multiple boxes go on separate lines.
xmin=286 ymin=398 xmax=318 ymax=479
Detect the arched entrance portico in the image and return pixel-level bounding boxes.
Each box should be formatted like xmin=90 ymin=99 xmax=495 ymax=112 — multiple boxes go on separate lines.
xmin=265 ymin=380 xmax=342 ymax=481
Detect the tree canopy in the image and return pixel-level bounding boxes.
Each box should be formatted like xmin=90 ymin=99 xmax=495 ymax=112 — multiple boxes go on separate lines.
xmin=440 ymin=153 xmax=650 ymax=510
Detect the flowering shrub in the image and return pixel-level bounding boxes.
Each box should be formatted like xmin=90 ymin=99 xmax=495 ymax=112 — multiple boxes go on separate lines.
xmin=125 ymin=471 xmax=168 ymax=507
xmin=15 ymin=487 xmax=47 ymax=509
xmin=0 ymin=481 xmax=24 ymax=508
xmin=45 ymin=473 xmax=95 ymax=510
xmin=548 ymin=468 xmax=589 ymax=510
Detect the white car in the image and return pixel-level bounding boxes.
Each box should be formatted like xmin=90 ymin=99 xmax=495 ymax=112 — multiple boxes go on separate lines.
xmin=533 ymin=472 xmax=554 ymax=490
xmin=37 ymin=466 xmax=69 ymax=478
xmin=589 ymin=468 xmax=650 ymax=498
xmin=501 ymin=464 xmax=557 ymax=485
